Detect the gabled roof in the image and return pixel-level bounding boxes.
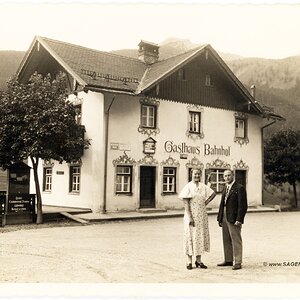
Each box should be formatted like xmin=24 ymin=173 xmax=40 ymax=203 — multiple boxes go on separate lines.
xmin=17 ymin=36 xmax=284 ymax=120
xmin=137 ymin=45 xmax=207 ymax=93
xmin=17 ymin=36 xmax=147 ymax=93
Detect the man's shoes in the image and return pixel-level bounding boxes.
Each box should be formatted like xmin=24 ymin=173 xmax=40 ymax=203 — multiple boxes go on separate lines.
xmin=232 ymin=264 xmax=242 ymax=270
xmin=217 ymin=261 xmax=233 ymax=266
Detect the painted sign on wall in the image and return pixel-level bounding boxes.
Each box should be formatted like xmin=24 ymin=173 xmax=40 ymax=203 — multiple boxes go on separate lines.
xmin=143 ymin=137 xmax=156 ymax=154
xmin=164 ymin=141 xmax=231 ymax=156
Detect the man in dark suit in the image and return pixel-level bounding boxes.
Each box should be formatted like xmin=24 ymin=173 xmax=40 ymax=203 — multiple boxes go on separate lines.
xmin=217 ymin=169 xmax=248 ymax=270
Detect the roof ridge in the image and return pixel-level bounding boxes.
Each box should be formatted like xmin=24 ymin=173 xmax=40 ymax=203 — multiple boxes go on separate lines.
xmin=39 ymin=36 xmax=144 ymax=64
xmin=157 ymin=44 xmax=208 ymax=63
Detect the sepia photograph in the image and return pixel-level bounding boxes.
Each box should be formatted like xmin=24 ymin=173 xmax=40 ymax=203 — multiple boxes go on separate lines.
xmin=0 ymin=0 xmax=299 ymax=298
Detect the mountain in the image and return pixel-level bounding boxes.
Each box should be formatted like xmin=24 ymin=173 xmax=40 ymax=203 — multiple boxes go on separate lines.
xmin=0 ymin=38 xmax=299 ymax=136
xmin=0 ymin=51 xmax=25 ymax=90
xmin=111 ymin=37 xmax=243 ymax=61
xmin=227 ymin=57 xmax=300 ymax=135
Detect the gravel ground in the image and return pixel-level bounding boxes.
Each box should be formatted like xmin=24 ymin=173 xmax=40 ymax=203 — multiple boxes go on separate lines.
xmin=0 ymin=219 xmax=80 ymax=233
xmin=0 ymin=212 xmax=299 ymax=285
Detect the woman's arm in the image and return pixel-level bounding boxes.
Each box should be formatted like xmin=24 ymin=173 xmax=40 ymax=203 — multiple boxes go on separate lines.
xmin=183 ymin=198 xmax=194 ymax=226
xmin=205 ymin=192 xmax=216 ymax=206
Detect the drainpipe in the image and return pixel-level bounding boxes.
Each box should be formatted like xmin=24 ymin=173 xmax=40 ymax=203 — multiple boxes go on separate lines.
xmin=102 ymin=95 xmax=116 ymax=214
xmin=261 ymin=119 xmax=277 ymax=205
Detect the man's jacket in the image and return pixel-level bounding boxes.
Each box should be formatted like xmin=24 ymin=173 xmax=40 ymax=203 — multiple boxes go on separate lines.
xmin=217 ymin=181 xmax=248 ymax=224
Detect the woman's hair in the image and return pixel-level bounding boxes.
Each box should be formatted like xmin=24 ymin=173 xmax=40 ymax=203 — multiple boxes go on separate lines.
xmin=224 ymin=168 xmax=233 ymax=175
xmin=190 ymin=168 xmax=202 ymax=175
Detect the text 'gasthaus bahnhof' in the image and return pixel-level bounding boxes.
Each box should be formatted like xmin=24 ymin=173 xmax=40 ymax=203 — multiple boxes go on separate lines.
xmin=164 ymin=141 xmax=231 ymax=156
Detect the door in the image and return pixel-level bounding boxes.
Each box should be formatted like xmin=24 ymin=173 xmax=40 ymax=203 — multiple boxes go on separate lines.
xmin=235 ymin=170 xmax=247 ymax=189
xmin=140 ymin=166 xmax=156 ymax=208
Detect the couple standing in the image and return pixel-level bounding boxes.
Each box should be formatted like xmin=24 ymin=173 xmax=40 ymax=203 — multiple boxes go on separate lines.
xmin=179 ymin=168 xmax=248 ymax=270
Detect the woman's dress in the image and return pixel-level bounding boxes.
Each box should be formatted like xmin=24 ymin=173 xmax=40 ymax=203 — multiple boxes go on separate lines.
xmin=179 ymin=181 xmax=214 ymax=256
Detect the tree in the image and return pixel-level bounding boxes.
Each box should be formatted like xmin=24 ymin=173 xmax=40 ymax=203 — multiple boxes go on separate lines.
xmin=0 ymin=72 xmax=90 ymax=223
xmin=264 ymin=129 xmax=300 ymax=207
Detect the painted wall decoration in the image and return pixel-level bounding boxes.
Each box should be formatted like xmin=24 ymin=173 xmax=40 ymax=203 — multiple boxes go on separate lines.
xmin=112 ymin=152 xmax=136 ymax=166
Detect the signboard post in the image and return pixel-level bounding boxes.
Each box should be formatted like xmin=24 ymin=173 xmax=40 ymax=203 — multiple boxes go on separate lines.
xmin=1 ymin=162 xmax=36 ymax=226
xmin=3 ymin=194 xmax=36 ymax=225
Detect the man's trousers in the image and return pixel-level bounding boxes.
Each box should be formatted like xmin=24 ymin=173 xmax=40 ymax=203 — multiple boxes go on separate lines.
xmin=221 ymin=208 xmax=243 ymax=265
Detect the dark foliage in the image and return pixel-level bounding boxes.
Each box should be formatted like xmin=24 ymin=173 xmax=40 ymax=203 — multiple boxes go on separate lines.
xmin=264 ymin=129 xmax=300 ymax=206
xmin=0 ymin=72 xmax=90 ymax=222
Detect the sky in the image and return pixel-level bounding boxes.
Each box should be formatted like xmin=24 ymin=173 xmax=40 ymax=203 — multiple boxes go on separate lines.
xmin=1 ymin=1 xmax=300 ymax=59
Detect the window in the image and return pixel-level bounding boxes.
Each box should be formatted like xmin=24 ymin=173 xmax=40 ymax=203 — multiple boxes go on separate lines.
xmin=177 ymin=68 xmax=186 ymax=81
xmin=163 ymin=167 xmax=176 ymax=193
xmin=116 ymin=166 xmax=132 ymax=194
xmin=234 ymin=113 xmax=249 ymax=145
xmin=205 ymin=74 xmax=213 ymax=86
xmin=75 ymin=104 xmax=82 ymax=125
xmin=235 ymin=118 xmax=247 ymax=138
xmin=205 ymin=169 xmax=225 ymax=193
xmin=186 ymin=105 xmax=204 ymax=139
xmin=70 ymin=166 xmax=81 ymax=193
xmin=141 ymin=104 xmax=156 ymax=128
xmin=43 ymin=167 xmax=52 ymax=192
xmin=189 ymin=111 xmax=201 ymax=134
xmin=155 ymin=84 xmax=160 ymax=96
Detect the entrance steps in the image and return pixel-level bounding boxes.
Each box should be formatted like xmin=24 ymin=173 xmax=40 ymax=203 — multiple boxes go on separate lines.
xmin=60 ymin=212 xmax=89 ymax=225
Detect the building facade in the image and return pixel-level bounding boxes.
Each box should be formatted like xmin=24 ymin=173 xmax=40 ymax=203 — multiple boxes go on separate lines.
xmin=16 ymin=36 xmax=283 ymax=212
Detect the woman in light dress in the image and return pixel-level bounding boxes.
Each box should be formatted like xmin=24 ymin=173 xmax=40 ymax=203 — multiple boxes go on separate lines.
xmin=179 ymin=168 xmax=216 ymax=270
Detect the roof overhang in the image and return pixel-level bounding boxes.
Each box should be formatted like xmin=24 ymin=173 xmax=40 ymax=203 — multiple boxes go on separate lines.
xmin=84 ymin=85 xmax=136 ymax=95
xmin=206 ymin=46 xmax=264 ymax=115
xmin=261 ymin=105 xmax=286 ymax=121
xmin=16 ymin=36 xmax=86 ymax=86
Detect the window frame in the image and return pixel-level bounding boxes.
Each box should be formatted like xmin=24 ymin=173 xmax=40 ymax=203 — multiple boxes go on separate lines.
xmin=115 ymin=165 xmax=133 ymax=195
xmin=205 ymin=74 xmax=213 ymax=87
xmin=189 ymin=111 xmax=201 ymax=134
xmin=235 ymin=117 xmax=247 ymax=139
xmin=69 ymin=165 xmax=81 ymax=193
xmin=234 ymin=113 xmax=249 ymax=145
xmin=177 ymin=68 xmax=186 ymax=81
xmin=205 ymin=168 xmax=226 ymax=194
xmin=141 ymin=104 xmax=157 ymax=129
xmin=43 ymin=167 xmax=53 ymax=192
xmin=162 ymin=167 xmax=177 ymax=194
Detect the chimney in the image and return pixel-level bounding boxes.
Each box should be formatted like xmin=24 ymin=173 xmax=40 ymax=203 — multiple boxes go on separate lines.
xmin=138 ymin=40 xmax=159 ymax=64
xmin=250 ymin=84 xmax=256 ymax=98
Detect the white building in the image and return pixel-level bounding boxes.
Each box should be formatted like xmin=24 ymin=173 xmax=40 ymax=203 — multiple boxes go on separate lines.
xmin=17 ymin=36 xmax=283 ymax=212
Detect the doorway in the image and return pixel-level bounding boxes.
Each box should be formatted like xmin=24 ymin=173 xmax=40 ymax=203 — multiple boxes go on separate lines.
xmin=235 ymin=170 xmax=247 ymax=189
xmin=140 ymin=166 xmax=156 ymax=208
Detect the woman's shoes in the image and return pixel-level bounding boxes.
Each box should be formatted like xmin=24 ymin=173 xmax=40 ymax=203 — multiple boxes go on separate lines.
xmin=195 ymin=261 xmax=207 ymax=269
xmin=186 ymin=262 xmax=208 ymax=269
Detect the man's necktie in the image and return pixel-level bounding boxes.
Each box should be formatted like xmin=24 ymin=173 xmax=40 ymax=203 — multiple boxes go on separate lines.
xmin=225 ymin=185 xmax=230 ymax=202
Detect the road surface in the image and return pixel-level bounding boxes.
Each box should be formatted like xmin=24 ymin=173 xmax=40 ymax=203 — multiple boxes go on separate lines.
xmin=0 ymin=212 xmax=299 ymax=284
